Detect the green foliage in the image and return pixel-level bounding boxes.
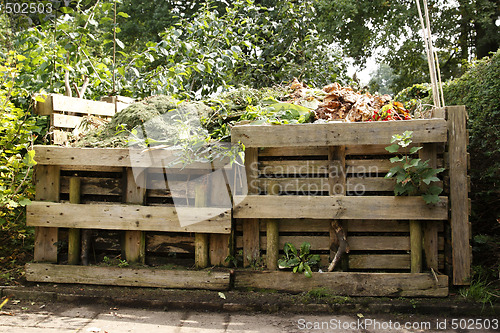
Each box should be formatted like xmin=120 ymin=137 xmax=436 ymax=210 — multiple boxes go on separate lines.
xmin=385 ymin=131 xmax=445 ymax=204
xmin=278 ymin=242 xmax=321 ymax=278
xmin=459 ymin=265 xmax=499 ymax=306
xmin=0 ymin=51 xmax=40 ymax=272
xmin=440 ymin=50 xmax=500 ymax=239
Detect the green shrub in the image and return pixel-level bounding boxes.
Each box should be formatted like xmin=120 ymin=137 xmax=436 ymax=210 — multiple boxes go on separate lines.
xmin=440 ymin=50 xmax=500 ymax=271
xmin=0 ymin=52 xmax=41 ymax=273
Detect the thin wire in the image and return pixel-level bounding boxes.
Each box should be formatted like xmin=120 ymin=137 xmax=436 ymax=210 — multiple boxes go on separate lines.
xmin=112 ymin=0 xmax=117 ymax=95
xmin=423 ymin=0 xmax=441 ymax=108
xmin=435 ymin=51 xmax=445 ymax=107
xmin=415 ymin=0 xmax=438 ymax=107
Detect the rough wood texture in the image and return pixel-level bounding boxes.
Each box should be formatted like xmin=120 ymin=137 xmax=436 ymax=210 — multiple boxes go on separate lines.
xmin=37 ymin=94 xmax=118 ymax=117
xmin=265 ymin=181 xmax=280 ymax=270
xmin=34 ymin=165 xmax=60 ymax=263
xmin=26 ymin=263 xmax=230 ymax=290
xmin=68 ymin=177 xmax=81 ymax=265
xmin=447 ymin=105 xmax=471 ymax=285
xmin=195 ymin=183 xmax=209 ymax=268
xmin=52 ymin=113 xmax=83 ymax=129
xmin=231 ymin=119 xmax=447 ymax=147
xmin=124 ymin=168 xmax=146 ymax=264
xmin=234 ymin=195 xmax=448 ymax=220
xmin=208 ymin=171 xmax=231 ymax=266
xmin=234 ymin=271 xmax=448 ymax=297
xmin=410 ymin=220 xmax=423 ymax=273
xmin=27 ymin=202 xmax=231 ymax=233
xmin=242 ymin=148 xmax=260 ymax=267
xmin=236 ymin=235 xmax=421 ymax=252
xmin=34 ymin=146 xmax=229 ymax=169
xmin=420 ymin=143 xmax=439 ymax=271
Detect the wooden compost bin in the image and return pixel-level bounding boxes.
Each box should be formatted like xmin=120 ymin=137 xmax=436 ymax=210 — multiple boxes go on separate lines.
xmin=25 ymin=147 xmax=235 ymax=290
xmin=230 ymin=106 xmax=470 ymax=296
xmin=25 ymin=105 xmax=469 ymax=297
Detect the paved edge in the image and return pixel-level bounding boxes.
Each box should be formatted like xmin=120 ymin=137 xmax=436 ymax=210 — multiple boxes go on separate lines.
xmin=1 ymin=286 xmax=498 ymax=316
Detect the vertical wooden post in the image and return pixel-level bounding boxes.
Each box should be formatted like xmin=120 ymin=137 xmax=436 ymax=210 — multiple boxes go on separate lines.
xmin=328 ymin=146 xmax=348 ymax=271
xmin=243 ymin=148 xmax=260 ymax=267
xmin=124 ymin=168 xmax=146 ymax=264
xmin=447 ymin=105 xmax=470 ymax=285
xmin=195 ymin=182 xmax=209 ymax=268
xmin=420 ymin=143 xmax=439 ymax=271
xmin=410 ymin=220 xmax=423 ymax=273
xmin=266 ymin=181 xmax=279 ymax=270
xmin=34 ymin=165 xmax=60 ymax=263
xmin=68 ymin=177 xmax=81 ymax=265
xmin=209 ymin=171 xmax=231 ymax=266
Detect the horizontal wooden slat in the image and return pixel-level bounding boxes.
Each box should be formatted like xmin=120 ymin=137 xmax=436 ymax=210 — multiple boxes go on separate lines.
xmin=258 ymin=144 xmax=445 ymax=157
xmin=52 ymin=113 xmax=83 ymax=129
xmin=236 ymin=236 xmax=411 ymax=251
xmin=234 ymin=195 xmax=448 ymax=220
xmin=349 ymin=254 xmax=410 ymax=269
xmin=259 ymin=159 xmax=443 ymax=176
xmin=235 ymin=219 xmax=444 ymax=233
xmin=232 ymin=119 xmax=448 ymax=147
xmin=147 ymin=234 xmax=194 ymax=254
xmin=51 ymin=94 xmax=117 ymax=117
xmin=234 ymin=271 xmax=448 ymax=296
xmin=27 ymin=202 xmax=231 ymax=234
xmin=60 ymin=177 xmax=122 ymax=196
xmin=34 ymin=146 xmax=230 ymax=169
xmin=26 ymin=263 xmax=229 ymax=290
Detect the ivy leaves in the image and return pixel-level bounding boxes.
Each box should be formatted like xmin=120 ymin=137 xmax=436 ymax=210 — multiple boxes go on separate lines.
xmin=385 ymin=131 xmax=445 ymax=204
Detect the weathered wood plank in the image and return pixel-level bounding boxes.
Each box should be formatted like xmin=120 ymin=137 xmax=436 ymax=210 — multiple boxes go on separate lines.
xmin=208 ymin=170 xmax=232 ymax=266
xmin=259 ymin=159 xmax=444 ymax=176
xmin=124 ymin=168 xmax=146 ymax=264
xmin=52 ymin=113 xmax=83 ymax=129
xmin=234 ymin=271 xmax=448 ymax=297
xmin=51 ymin=94 xmax=117 ymax=117
xmin=235 ymin=219 xmax=444 ymax=233
xmin=234 ymin=195 xmax=448 ymax=220
xmin=410 ymin=220 xmax=423 ymax=273
xmin=231 ymin=119 xmax=448 ymax=147
xmin=146 ymin=234 xmax=194 ymax=254
xmin=447 ymin=105 xmax=470 ymax=285
xmin=258 ymin=144 xmax=445 ymax=157
xmin=349 ymin=254 xmax=410 ymax=269
xmin=243 ymin=148 xmax=260 ymax=267
xmin=195 ymin=183 xmax=209 ymax=268
xmin=265 ymin=181 xmax=280 ymax=270
xmin=34 ymin=146 xmax=230 ymax=169
xmin=60 ymin=176 xmax=123 ymax=196
xmin=237 ymin=236 xmax=413 ymax=251
xmin=27 ymin=202 xmax=231 ymax=234
xmin=25 ymin=263 xmax=230 ymax=291
xmin=34 ymin=165 xmax=60 ymax=263
xmin=68 ymin=177 xmax=81 ymax=265
xmin=420 ymin=143 xmax=439 ymax=271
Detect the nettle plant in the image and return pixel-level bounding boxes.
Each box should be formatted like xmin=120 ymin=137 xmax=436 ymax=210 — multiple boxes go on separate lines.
xmin=278 ymin=242 xmax=320 ymax=278
xmin=385 ymin=131 xmax=445 ymax=204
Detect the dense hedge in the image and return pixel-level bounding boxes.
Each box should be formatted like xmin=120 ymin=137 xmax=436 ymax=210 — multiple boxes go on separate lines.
xmin=441 ymin=50 xmax=499 ymax=270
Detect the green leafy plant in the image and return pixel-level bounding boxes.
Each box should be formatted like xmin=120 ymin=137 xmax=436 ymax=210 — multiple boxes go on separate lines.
xmin=225 ymin=249 xmax=243 ymax=268
xmin=385 ymin=131 xmax=445 ymax=204
xmin=278 ymin=242 xmax=320 ymax=278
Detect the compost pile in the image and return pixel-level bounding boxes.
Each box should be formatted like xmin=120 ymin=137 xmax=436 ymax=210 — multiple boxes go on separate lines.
xmin=287 ymin=79 xmax=410 ymax=122
xmin=74 ymin=80 xmax=412 ymax=148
